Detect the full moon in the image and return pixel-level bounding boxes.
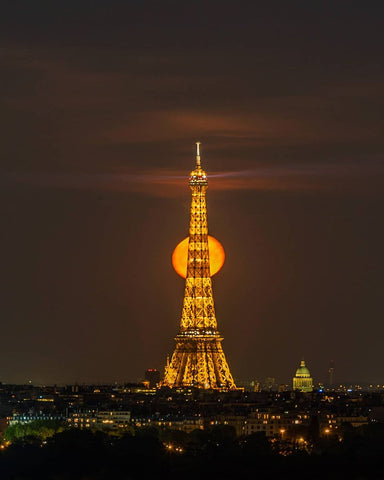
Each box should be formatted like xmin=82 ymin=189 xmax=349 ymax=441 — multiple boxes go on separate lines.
xmin=172 ymin=236 xmax=225 ymax=278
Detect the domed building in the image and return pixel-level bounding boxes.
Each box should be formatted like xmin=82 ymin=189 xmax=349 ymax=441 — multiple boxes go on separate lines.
xmin=292 ymin=359 xmax=313 ymax=392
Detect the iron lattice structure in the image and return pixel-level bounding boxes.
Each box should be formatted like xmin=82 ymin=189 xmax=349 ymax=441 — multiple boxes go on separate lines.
xmin=161 ymin=143 xmax=236 ymax=390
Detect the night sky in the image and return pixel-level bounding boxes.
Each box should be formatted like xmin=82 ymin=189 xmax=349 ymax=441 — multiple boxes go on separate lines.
xmin=1 ymin=2 xmax=383 ymax=385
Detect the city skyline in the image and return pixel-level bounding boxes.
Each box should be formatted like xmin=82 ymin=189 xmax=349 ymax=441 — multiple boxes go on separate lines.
xmin=1 ymin=2 xmax=383 ymax=385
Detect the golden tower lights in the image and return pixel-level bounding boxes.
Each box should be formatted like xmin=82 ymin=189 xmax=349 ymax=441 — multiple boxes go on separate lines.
xmin=161 ymin=143 xmax=236 ymax=390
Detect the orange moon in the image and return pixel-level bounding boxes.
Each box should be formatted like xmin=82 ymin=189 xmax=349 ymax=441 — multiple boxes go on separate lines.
xmin=172 ymin=236 xmax=225 ymax=278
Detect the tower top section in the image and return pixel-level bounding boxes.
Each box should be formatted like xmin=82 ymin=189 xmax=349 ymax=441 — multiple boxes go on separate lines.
xmin=189 ymin=141 xmax=208 ymax=187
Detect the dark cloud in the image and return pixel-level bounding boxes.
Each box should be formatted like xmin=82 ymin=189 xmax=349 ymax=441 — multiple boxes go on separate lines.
xmin=3 ymin=155 xmax=383 ymax=197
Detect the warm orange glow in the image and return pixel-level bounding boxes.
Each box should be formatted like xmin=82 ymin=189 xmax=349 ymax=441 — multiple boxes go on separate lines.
xmin=172 ymin=236 xmax=225 ymax=278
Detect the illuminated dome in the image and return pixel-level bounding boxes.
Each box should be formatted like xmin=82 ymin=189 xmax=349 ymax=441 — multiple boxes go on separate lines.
xmin=295 ymin=360 xmax=311 ymax=378
xmin=293 ymin=359 xmax=313 ymax=392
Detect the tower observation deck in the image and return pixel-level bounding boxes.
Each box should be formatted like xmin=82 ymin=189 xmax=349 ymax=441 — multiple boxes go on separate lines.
xmin=161 ymin=143 xmax=236 ymax=390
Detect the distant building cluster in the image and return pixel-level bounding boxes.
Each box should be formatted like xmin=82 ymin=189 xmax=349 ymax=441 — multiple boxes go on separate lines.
xmin=1 ymin=377 xmax=383 ymax=445
xmin=0 ymin=361 xmax=382 ymax=445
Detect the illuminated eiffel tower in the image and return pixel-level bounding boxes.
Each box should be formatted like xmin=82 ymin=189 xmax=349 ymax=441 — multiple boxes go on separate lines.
xmin=161 ymin=143 xmax=236 ymax=390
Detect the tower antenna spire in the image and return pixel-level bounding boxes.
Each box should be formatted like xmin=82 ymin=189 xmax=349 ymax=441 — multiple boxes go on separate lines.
xmin=196 ymin=141 xmax=201 ymax=167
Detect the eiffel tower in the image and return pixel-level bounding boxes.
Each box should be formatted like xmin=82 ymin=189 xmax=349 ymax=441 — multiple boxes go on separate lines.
xmin=161 ymin=143 xmax=236 ymax=390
